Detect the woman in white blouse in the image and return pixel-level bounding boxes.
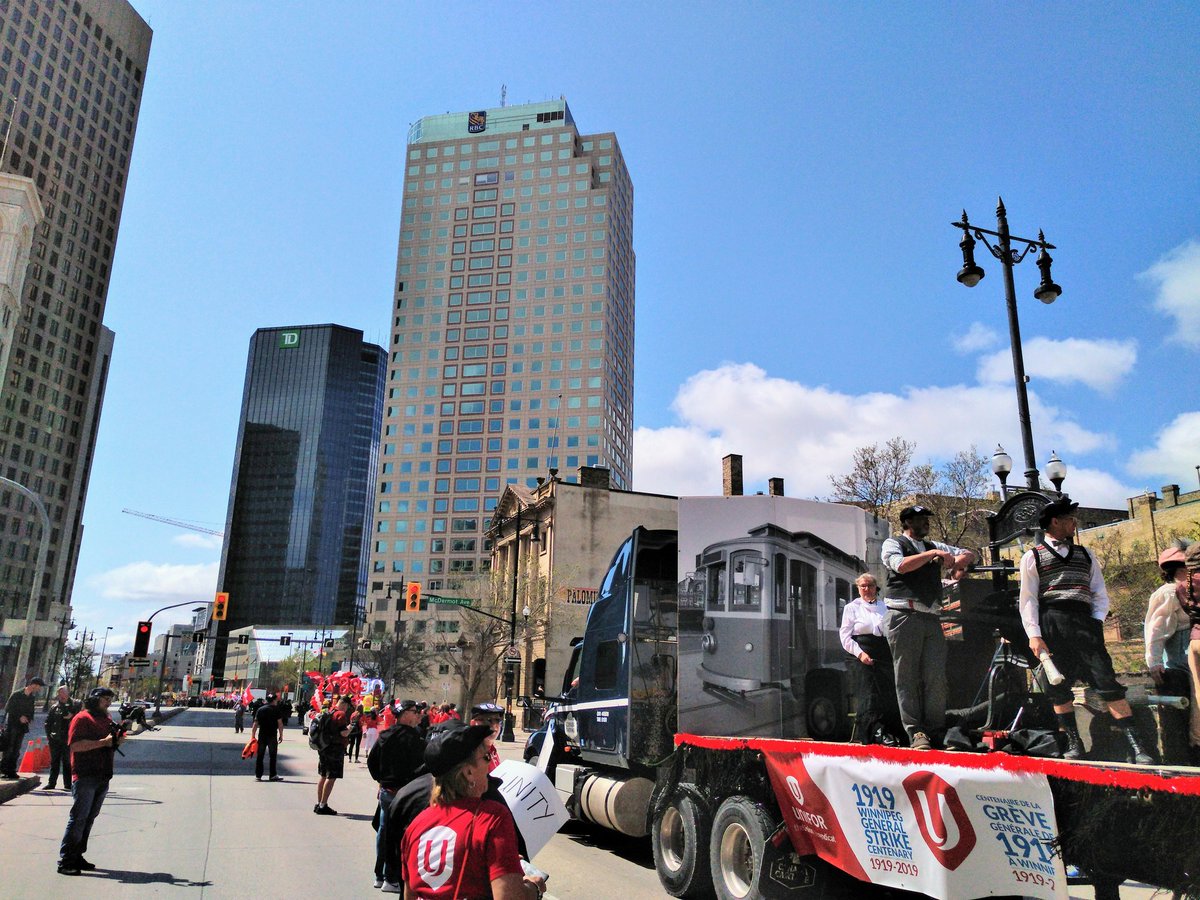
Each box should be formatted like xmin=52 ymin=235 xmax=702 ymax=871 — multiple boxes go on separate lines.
xmin=839 ymin=574 xmax=902 ymax=745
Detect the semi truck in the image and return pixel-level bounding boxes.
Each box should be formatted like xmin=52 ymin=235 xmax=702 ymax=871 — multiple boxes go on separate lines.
xmin=538 ymin=494 xmax=1200 ymax=899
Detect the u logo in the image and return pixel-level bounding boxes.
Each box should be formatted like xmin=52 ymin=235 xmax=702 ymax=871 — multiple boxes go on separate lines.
xmin=416 ymin=826 xmax=457 ymax=889
xmin=902 ymin=772 xmax=976 ymax=870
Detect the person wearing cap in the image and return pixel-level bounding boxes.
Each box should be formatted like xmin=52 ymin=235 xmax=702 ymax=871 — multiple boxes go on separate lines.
xmin=470 ymin=703 xmax=504 ymax=771
xmin=401 ymin=721 xmax=546 ymax=899
xmin=44 ymin=684 xmax=81 ymax=790
xmin=315 ymin=694 xmax=353 ymax=815
xmin=1 ymin=676 xmax=46 ymax=779
xmin=1144 ymin=542 xmax=1192 ymax=680
xmin=1020 ymin=497 xmax=1154 ymax=764
xmin=57 ymin=687 xmax=124 ymax=875
xmin=369 ymin=699 xmax=426 ymax=891
xmin=880 ymin=505 xmax=976 ymax=751
xmin=251 ymin=692 xmax=285 ymax=782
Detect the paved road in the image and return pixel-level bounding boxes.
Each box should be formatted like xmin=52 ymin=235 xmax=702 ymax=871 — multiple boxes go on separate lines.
xmin=0 ymin=707 xmax=665 ymax=899
xmin=0 ymin=708 xmax=1167 ymax=899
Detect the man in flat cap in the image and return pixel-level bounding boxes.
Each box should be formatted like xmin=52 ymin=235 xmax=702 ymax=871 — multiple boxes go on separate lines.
xmin=1019 ymin=496 xmax=1154 ymax=764
xmin=881 ymin=506 xmax=976 ymax=750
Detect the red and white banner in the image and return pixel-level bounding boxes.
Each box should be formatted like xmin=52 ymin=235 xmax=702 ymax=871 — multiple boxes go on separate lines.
xmin=763 ymin=749 xmax=1067 ymax=900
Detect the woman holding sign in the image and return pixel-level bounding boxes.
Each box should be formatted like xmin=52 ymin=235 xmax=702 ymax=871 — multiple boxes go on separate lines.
xmin=401 ymin=722 xmax=546 ymax=899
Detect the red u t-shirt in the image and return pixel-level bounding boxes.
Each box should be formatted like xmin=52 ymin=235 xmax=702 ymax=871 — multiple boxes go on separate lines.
xmin=402 ymin=798 xmax=523 ymax=898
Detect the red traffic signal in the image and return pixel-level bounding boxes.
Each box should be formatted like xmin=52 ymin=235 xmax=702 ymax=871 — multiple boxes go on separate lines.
xmin=213 ymin=592 xmax=229 ymax=621
xmin=133 ymin=620 xmax=152 ymax=658
xmin=405 ymin=581 xmax=422 ymax=612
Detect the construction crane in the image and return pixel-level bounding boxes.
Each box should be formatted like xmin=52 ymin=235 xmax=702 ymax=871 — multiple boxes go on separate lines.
xmin=121 ymin=508 xmax=224 ymax=537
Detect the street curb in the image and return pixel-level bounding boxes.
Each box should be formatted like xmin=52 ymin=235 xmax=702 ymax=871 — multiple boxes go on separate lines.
xmin=0 ymin=772 xmax=41 ymax=805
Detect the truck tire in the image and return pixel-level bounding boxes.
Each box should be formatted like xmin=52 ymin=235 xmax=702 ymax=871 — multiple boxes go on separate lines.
xmin=806 ymin=672 xmax=849 ymax=741
xmin=652 ymin=786 xmax=713 ymax=898
xmin=709 ymin=796 xmax=775 ymax=900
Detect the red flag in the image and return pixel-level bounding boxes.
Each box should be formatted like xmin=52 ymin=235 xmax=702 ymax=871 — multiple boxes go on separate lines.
xmin=379 ymin=705 xmax=396 ymax=731
xmin=241 ymin=683 xmax=253 ymax=706
xmin=312 ymin=684 xmax=324 ymax=712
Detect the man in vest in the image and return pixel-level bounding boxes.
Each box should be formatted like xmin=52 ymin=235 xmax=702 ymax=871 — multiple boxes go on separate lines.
xmin=1020 ymin=497 xmax=1154 ymax=764
xmin=882 ymin=505 xmax=976 ymax=750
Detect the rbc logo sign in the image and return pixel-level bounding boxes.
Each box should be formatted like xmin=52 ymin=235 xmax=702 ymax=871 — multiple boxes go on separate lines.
xmin=278 ymin=331 xmax=300 ymax=349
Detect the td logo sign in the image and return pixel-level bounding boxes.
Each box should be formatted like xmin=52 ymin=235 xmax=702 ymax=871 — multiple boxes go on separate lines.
xmin=278 ymin=330 xmax=300 ymax=349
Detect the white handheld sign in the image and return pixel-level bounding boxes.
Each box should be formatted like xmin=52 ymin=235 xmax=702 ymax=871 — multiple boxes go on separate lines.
xmin=491 ymin=759 xmax=569 ymax=860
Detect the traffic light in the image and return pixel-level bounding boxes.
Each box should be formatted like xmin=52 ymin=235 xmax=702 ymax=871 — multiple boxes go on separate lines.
xmin=212 ymin=592 xmax=229 ymax=621
xmin=192 ymin=630 xmax=206 ymax=643
xmin=405 ymin=581 xmax=422 ymax=612
xmin=133 ymin=620 xmax=152 ymax=657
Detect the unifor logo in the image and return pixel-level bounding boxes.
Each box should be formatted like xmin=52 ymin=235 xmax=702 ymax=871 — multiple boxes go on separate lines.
xmin=902 ymin=771 xmax=976 ymax=870
xmin=415 ymin=825 xmax=457 ymax=890
xmin=278 ymin=330 xmax=300 ymax=349
xmin=786 ymin=775 xmax=804 ymax=806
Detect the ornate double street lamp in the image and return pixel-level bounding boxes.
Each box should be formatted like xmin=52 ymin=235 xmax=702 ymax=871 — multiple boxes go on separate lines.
xmin=954 ymin=199 xmax=1061 ymax=491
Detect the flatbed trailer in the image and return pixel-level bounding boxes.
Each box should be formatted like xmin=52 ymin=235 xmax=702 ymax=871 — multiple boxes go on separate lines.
xmin=540 ymin=496 xmax=1200 ymax=899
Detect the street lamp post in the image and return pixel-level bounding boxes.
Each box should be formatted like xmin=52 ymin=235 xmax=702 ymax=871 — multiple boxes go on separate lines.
xmin=954 ymin=200 xmax=1062 ymax=491
xmin=2 ymin=475 xmax=51 ymax=688
xmin=96 ymin=626 xmax=113 ymax=689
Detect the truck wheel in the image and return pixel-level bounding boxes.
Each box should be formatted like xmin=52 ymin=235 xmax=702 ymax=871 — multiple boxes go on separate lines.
xmin=806 ymin=673 xmax=849 ymax=741
xmin=652 ymin=786 xmax=713 ymax=898
xmin=709 ymin=796 xmax=774 ymax=900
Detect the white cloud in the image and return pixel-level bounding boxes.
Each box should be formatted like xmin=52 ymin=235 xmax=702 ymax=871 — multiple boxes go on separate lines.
xmin=633 ymin=363 xmax=1115 ymax=500
xmin=87 ymin=561 xmax=219 ymax=605
xmin=976 ymin=337 xmax=1137 ymax=393
xmin=1128 ymin=411 xmax=1200 ymax=483
xmin=1141 ymin=239 xmax=1200 ymax=348
xmin=952 ymin=322 xmax=999 ymax=354
xmin=173 ymin=533 xmax=224 ymax=550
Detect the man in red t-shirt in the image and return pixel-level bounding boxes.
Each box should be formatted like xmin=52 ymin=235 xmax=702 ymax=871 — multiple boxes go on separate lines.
xmin=470 ymin=703 xmax=504 ymax=772
xmin=57 ymin=687 xmax=124 ymax=876
xmin=315 ymin=695 xmax=352 ymax=815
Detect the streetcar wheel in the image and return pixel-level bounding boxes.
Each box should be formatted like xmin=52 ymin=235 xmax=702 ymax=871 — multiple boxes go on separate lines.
xmin=652 ymin=785 xmax=713 ymax=898
xmin=709 ymin=796 xmax=774 ymax=900
xmin=806 ymin=674 xmax=849 ymax=741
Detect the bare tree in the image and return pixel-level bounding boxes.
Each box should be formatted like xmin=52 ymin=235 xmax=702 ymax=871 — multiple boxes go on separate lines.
xmin=829 ymin=437 xmax=916 ymax=517
xmin=356 ymin=630 xmax=436 ymax=695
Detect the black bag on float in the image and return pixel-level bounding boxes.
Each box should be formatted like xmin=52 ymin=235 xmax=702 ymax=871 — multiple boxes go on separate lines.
xmin=1003 ymin=728 xmax=1063 ymax=758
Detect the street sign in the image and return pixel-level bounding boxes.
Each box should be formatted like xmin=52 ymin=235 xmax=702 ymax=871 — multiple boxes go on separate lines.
xmin=504 ymin=654 xmax=521 ymax=664
xmin=427 ymin=594 xmax=475 ymax=607
xmin=279 ymin=636 xmax=291 ymax=646
xmin=131 ymin=658 xmax=151 ymax=667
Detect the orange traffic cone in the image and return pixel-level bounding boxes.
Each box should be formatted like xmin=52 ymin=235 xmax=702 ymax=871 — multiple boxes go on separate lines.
xmin=18 ymin=736 xmax=50 ymax=773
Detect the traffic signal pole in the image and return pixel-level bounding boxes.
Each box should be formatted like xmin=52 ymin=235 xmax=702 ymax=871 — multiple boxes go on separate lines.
xmin=141 ymin=599 xmax=211 ymax=718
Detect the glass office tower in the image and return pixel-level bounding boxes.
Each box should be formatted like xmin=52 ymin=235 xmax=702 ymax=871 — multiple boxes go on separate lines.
xmin=205 ymin=324 xmax=385 ymax=682
xmin=366 ymin=99 xmax=634 ymax=636
xmin=0 ymin=0 xmax=152 ymax=693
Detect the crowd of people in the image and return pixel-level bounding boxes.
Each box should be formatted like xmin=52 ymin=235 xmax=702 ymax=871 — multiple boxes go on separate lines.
xmin=838 ymin=500 xmax=1197 ymax=763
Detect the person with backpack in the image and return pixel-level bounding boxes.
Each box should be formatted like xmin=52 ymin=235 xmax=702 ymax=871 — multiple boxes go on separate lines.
xmin=368 ymin=699 xmax=426 ymax=891
xmin=313 ymin=695 xmax=352 ymax=815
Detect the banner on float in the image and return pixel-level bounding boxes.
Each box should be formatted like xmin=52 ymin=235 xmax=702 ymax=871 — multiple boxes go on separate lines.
xmin=492 ymin=760 xmax=569 ymax=860
xmin=762 ymin=751 xmax=1067 ymax=900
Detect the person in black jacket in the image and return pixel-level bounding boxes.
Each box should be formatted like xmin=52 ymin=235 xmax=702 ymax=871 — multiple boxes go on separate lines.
xmin=367 ymin=699 xmax=425 ymax=891
xmin=44 ymin=685 xmax=80 ymax=790
xmin=2 ymin=676 xmax=45 ymax=779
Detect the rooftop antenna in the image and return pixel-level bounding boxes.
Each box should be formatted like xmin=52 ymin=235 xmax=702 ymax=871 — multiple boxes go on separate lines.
xmin=500 ymin=84 xmax=507 ymax=108
xmin=547 ymin=393 xmax=563 ymax=478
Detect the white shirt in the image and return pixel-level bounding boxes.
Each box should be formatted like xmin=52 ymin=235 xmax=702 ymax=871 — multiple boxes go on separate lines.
xmin=839 ymin=597 xmax=888 ymax=656
xmin=1018 ymin=536 xmax=1110 ymax=639
xmin=1143 ymin=581 xmax=1189 ymax=669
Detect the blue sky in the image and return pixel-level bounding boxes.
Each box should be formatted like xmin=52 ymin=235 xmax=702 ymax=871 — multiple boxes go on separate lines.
xmin=74 ymin=2 xmax=1200 ymax=654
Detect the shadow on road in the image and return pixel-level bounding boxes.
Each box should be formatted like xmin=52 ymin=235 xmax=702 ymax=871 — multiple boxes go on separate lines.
xmin=90 ymin=868 xmax=212 ymax=887
xmin=559 ymin=820 xmax=655 ymax=871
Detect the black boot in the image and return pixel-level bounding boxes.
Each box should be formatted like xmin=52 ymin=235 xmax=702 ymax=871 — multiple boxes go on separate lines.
xmin=1117 ymin=719 xmax=1154 ymax=766
xmin=1056 ymin=712 xmax=1084 ymax=760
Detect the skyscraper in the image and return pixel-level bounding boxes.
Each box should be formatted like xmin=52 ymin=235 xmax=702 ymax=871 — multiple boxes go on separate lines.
xmin=366 ymin=99 xmax=634 ymax=637
xmin=202 ymin=324 xmax=385 ymax=683
xmin=0 ymin=0 xmax=151 ymax=692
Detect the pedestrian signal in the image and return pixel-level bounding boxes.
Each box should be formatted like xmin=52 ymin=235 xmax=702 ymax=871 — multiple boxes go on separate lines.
xmin=405 ymin=581 xmax=422 ymax=612
xmin=213 ymin=592 xmax=229 ymax=621
xmin=133 ymin=620 xmax=152 ymax=657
